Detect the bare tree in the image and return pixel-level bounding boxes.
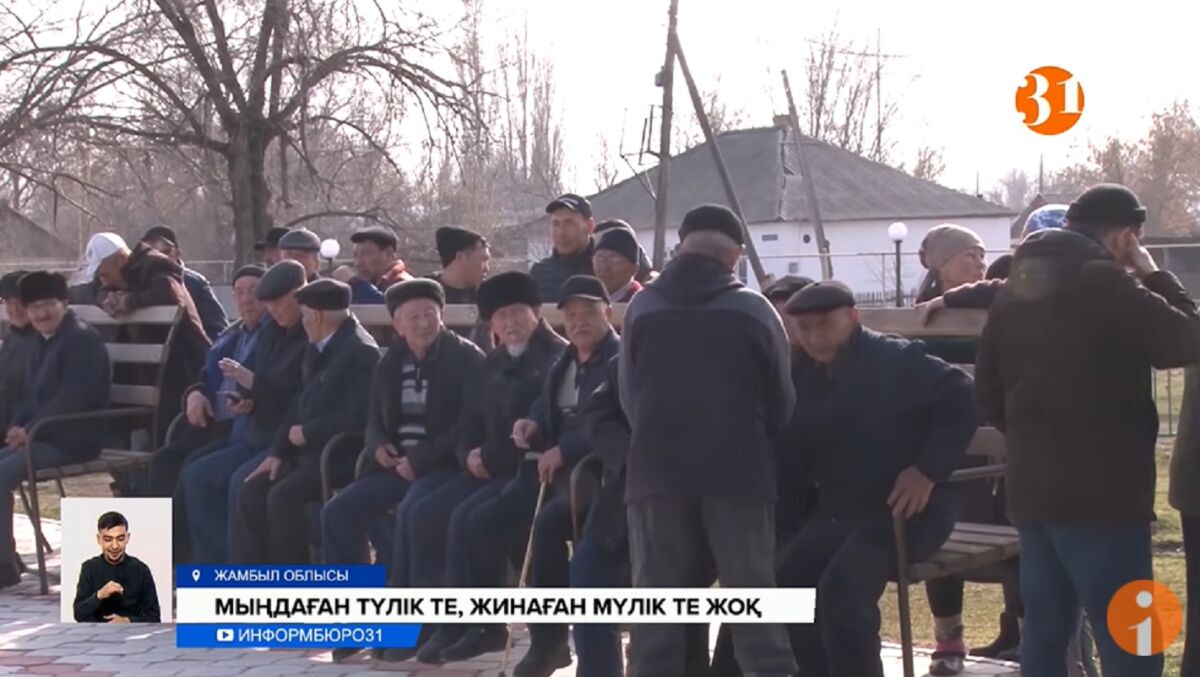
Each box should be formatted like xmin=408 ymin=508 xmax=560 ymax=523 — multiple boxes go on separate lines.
xmin=592 ymin=135 xmax=623 ymax=193
xmin=675 ymin=75 xmax=748 ymax=151
xmin=907 ymin=145 xmax=945 ymax=182
xmin=986 ymin=169 xmax=1035 ymax=211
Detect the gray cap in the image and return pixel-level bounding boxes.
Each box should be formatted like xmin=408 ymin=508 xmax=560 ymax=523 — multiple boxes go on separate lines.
xmin=784 ymin=280 xmax=856 ymax=316
xmin=277 ymin=228 xmax=321 ymax=252
xmin=256 ymin=260 xmax=308 ymax=301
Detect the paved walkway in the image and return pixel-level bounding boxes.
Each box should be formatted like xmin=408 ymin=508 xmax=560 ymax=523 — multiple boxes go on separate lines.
xmin=0 ymin=517 xmax=1018 ymax=676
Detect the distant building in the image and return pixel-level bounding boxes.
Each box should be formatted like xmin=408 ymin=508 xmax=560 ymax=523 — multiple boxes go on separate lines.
xmin=0 ymin=201 xmax=74 ymax=263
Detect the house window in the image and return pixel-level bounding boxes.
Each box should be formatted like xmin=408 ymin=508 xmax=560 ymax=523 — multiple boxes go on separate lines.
xmin=762 ymin=233 xmax=779 ymax=242
xmin=788 ymin=262 xmax=800 ymax=274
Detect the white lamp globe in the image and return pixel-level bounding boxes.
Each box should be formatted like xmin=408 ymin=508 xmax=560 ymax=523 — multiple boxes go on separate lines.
xmin=319 ymin=238 xmax=341 ymax=260
xmin=887 ymin=221 xmax=908 ymax=243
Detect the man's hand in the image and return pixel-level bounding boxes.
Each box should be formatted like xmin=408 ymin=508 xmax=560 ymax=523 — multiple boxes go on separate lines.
xmin=1124 ymin=234 xmax=1159 ymax=277
xmin=374 ymin=444 xmax=399 ymax=469
xmin=185 ymin=391 xmax=213 ymax=428
xmin=104 ymin=614 xmax=130 ymax=624
xmin=245 ymin=456 xmax=282 ymax=483
xmin=102 ymin=292 xmax=128 ymax=317
xmin=888 ymin=466 xmax=935 ymax=519
xmin=916 ymin=297 xmax=946 ymax=326
xmin=395 ymin=457 xmax=416 ymax=482
xmin=5 ymin=427 xmax=27 ymax=449
xmin=288 ymin=425 xmax=306 ymax=447
xmin=466 ymin=448 xmax=489 ymax=479
xmin=538 ymin=446 xmax=564 ymax=483
xmin=218 ymin=359 xmax=255 ymax=389
xmin=97 ymin=580 xmax=124 ymax=600
xmin=229 ymin=398 xmax=254 ymax=416
xmin=332 ymin=266 xmax=357 ymax=283
xmin=511 ymin=419 xmax=539 ymax=450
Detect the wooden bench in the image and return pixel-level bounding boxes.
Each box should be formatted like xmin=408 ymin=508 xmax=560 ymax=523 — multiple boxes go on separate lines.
xmin=1 ymin=305 xmax=182 ymax=594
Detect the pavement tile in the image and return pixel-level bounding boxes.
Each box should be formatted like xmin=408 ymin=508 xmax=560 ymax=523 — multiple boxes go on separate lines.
xmin=0 ymin=655 xmax=53 ymax=666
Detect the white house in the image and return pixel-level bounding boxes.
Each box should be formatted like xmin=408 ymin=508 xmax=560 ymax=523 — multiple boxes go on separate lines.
xmin=522 ymin=120 xmax=1016 ymax=301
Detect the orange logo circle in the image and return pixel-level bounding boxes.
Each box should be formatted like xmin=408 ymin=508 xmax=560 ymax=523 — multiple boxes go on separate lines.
xmin=1015 ymin=66 xmax=1085 ymax=135
xmin=1106 ymin=580 xmax=1183 ymax=656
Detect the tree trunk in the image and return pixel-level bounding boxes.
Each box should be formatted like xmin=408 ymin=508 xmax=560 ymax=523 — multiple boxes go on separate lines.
xmin=226 ymin=122 xmax=274 ymax=266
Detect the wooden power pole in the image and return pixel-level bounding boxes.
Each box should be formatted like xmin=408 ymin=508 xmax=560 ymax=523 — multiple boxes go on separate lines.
xmin=651 ymin=0 xmax=679 ymax=269
xmin=782 ymin=70 xmax=834 ymax=280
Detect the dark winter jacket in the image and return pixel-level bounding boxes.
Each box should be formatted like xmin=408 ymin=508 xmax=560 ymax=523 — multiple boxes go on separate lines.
xmin=461 ymin=320 xmax=567 ymax=479
xmin=781 ymin=327 xmax=976 ymax=520
xmin=358 ymin=329 xmax=486 ymax=478
xmin=15 ymin=311 xmax=111 ymax=460
xmin=527 ymin=329 xmax=621 ymax=468
xmin=183 ymin=267 xmax=230 ymax=341
xmin=530 ymin=240 xmax=596 ymax=304
xmin=0 ymin=324 xmax=36 ymax=429
xmin=183 ymin=320 xmax=262 ymax=443
xmin=425 ymin=271 xmax=494 ymax=353
xmin=269 ymin=317 xmax=380 ymax=459
xmin=580 ymin=355 xmax=630 ymax=549
xmin=619 ymin=252 xmax=795 ymax=502
xmin=241 ymin=316 xmax=308 ymax=451
xmin=942 ymin=279 xmax=1006 ymax=311
xmin=976 ymin=228 xmax=1200 ymax=525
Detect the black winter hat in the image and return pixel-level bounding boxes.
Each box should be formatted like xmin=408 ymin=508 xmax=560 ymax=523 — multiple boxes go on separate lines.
xmin=435 ymin=226 xmax=485 ymax=266
xmin=142 ymin=225 xmax=178 ymax=247
xmin=256 ymin=260 xmax=308 ymax=301
xmin=295 ymin=278 xmax=351 ymax=311
xmin=0 ymin=271 xmax=30 ymax=300
xmin=478 ymin=271 xmax=540 ymax=320
xmin=557 ymin=275 xmax=611 ymax=308
xmin=386 ymin=279 xmax=445 ymax=317
xmin=232 ymin=264 xmax=266 ymax=285
xmin=594 ymin=218 xmax=635 ymax=235
xmin=763 ymin=275 xmax=815 ymax=302
xmin=678 ymin=204 xmax=745 ymax=246
xmin=595 ymin=228 xmax=640 ymax=265
xmin=784 ymin=280 xmax=856 ymax=316
xmin=546 ymin=193 xmax=593 ymax=219
xmin=18 ymin=271 xmax=69 ymax=305
xmin=1067 ymin=183 xmax=1148 ymax=229
xmin=255 ymin=226 xmax=291 ymax=251
xmin=350 ymin=226 xmax=399 ymax=250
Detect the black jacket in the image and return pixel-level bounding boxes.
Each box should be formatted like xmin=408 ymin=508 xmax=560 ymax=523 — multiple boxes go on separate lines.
xmin=72 ymin=554 xmax=160 ymax=622
xmin=528 ymin=329 xmax=621 ymax=468
xmin=619 ymin=253 xmax=794 ymax=502
xmin=580 ymin=355 xmax=630 ymax=549
xmin=976 ymin=229 xmax=1200 ymax=525
xmin=16 ymin=311 xmax=111 ymax=459
xmin=358 ymin=329 xmax=487 ymax=477
xmin=184 ymin=267 xmax=230 ymax=342
xmin=530 ymin=240 xmax=596 ymax=304
xmin=461 ymin=321 xmax=567 ymax=479
xmin=270 ymin=317 xmax=380 ymax=459
xmin=242 ymin=317 xmax=308 ymax=451
xmin=425 ymin=271 xmax=494 ymax=353
xmin=781 ymin=327 xmax=976 ymax=520
xmin=0 ymin=325 xmax=36 ymax=429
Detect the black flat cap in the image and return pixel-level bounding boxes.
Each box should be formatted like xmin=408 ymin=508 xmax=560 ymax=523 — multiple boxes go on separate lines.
xmin=478 ymin=271 xmax=541 ymax=321
xmin=546 ymin=193 xmax=593 ymax=219
xmin=142 ymin=225 xmax=178 ymax=247
xmin=763 ymin=275 xmax=815 ymax=302
xmin=386 ymin=279 xmax=445 ymax=316
xmin=558 ymin=275 xmax=611 ymax=309
xmin=278 ymin=228 xmax=321 ymax=252
xmin=295 ymin=278 xmax=351 ymax=311
xmin=18 ymin=271 xmax=69 ymax=305
xmin=595 ymin=228 xmax=640 ymax=265
xmin=1067 ymin=183 xmax=1147 ymax=228
xmin=232 ymin=264 xmax=266 ymax=284
xmin=784 ymin=280 xmax=856 ymax=316
xmin=594 ymin=218 xmax=634 ymax=234
xmin=435 ymin=226 xmax=485 ymax=265
xmin=255 ymin=226 xmax=291 ymax=251
xmin=679 ymin=204 xmax=745 ymax=246
xmin=256 ymin=260 xmax=308 ymax=301
xmin=0 ymin=271 xmax=29 ymax=300
xmin=350 ymin=226 xmax=398 ymax=250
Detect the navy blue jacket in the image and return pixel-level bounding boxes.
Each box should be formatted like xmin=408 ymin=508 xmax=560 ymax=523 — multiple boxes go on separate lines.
xmin=185 ymin=320 xmax=261 ymax=442
xmin=781 ymin=327 xmax=976 ymax=520
xmin=16 ymin=311 xmax=111 ymax=460
xmin=183 ymin=267 xmax=229 ymax=342
xmin=527 ymin=329 xmax=620 ymax=468
xmin=241 ymin=317 xmax=308 ymax=451
xmin=530 ymin=240 xmax=596 ymax=304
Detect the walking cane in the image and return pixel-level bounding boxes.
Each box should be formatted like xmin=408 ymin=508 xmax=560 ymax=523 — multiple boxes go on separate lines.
xmin=499 ymin=478 xmax=550 ymax=677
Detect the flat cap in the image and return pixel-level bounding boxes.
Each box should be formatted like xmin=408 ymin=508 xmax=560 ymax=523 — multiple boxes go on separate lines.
xmin=435 ymin=226 xmax=485 ymax=265
xmin=678 ymin=204 xmax=746 ymax=246
xmin=350 ymin=226 xmax=399 ymax=250
xmin=763 ymin=274 xmax=815 ymax=302
xmin=255 ymin=226 xmax=291 ymax=251
xmin=0 ymin=271 xmax=29 ymax=300
xmin=478 ymin=271 xmax=541 ymax=321
xmin=256 ymin=260 xmax=308 ymax=301
xmin=386 ymin=279 xmax=445 ymax=317
xmin=18 ymin=271 xmax=69 ymax=306
xmin=784 ymin=280 xmax=856 ymax=316
xmin=557 ymin=275 xmax=611 ymax=309
xmin=232 ymin=264 xmax=266 ymax=284
xmin=595 ymin=228 xmax=640 ymax=265
xmin=277 ymin=228 xmax=321 ymax=252
xmin=295 ymin=278 xmax=351 ymax=311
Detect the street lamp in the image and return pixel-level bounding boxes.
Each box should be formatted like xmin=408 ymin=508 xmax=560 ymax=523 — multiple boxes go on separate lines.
xmin=887 ymin=222 xmax=908 ymax=307
xmin=319 ymin=238 xmax=341 ymax=276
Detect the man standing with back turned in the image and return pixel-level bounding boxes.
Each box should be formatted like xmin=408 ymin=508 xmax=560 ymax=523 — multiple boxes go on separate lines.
xmin=619 ymin=204 xmax=797 ymax=677
xmin=976 ymin=184 xmax=1200 ymax=677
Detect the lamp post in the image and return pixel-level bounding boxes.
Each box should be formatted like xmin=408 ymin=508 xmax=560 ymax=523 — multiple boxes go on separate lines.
xmin=319 ymin=238 xmax=341 ymax=277
xmin=887 ymin=222 xmax=908 ymax=307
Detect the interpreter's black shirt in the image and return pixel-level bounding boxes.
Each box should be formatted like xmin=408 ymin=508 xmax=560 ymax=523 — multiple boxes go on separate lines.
xmin=72 ymin=554 xmax=161 ymax=623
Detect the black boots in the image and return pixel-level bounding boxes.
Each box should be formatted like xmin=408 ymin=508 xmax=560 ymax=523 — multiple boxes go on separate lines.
xmin=970 ymin=611 xmax=1021 ymax=659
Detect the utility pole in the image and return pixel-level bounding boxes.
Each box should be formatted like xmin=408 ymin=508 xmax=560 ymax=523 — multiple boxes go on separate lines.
xmin=783 ymin=70 xmax=833 ymax=280
xmin=651 ymin=0 xmax=679 ymax=269
xmin=875 ymin=28 xmax=882 ymax=162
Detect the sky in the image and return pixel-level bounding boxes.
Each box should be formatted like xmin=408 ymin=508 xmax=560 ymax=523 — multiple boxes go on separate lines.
xmin=474 ymin=0 xmax=1200 ymax=198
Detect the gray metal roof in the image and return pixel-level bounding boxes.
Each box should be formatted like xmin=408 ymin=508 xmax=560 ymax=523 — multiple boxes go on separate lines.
xmin=575 ymin=126 xmax=1014 ymax=229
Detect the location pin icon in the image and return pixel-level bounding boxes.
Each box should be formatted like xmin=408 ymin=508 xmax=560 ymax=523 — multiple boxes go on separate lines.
xmin=192 ymin=569 xmax=201 ymax=583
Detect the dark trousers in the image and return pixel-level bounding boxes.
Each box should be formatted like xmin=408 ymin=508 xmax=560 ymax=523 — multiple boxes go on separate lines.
xmin=571 ymin=536 xmax=629 ymax=677
xmin=180 ymin=441 xmax=260 ymax=563
xmin=1018 ymin=522 xmax=1161 ymax=677
xmin=626 ymin=496 xmax=796 ymax=677
xmin=529 ymin=494 xmax=575 ymax=649
xmin=925 ymin=564 xmax=1023 ymax=618
xmin=775 ymin=509 xmax=955 ymax=677
xmin=232 ymin=455 xmax=322 ymax=564
xmin=406 ymin=473 xmax=499 ymax=588
xmin=387 ymin=467 xmax=461 ymax=588
xmin=167 ymin=429 xmax=233 ymax=563
xmin=1184 ymin=514 xmax=1200 ymax=677
xmin=320 ymin=469 xmax=410 ymax=565
xmin=0 ymin=444 xmax=70 ymax=579
xmin=147 ymin=421 xmax=229 ymax=497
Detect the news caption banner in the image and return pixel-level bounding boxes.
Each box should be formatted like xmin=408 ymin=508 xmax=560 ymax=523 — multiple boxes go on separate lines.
xmin=176 ymin=566 xmax=815 ymax=649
